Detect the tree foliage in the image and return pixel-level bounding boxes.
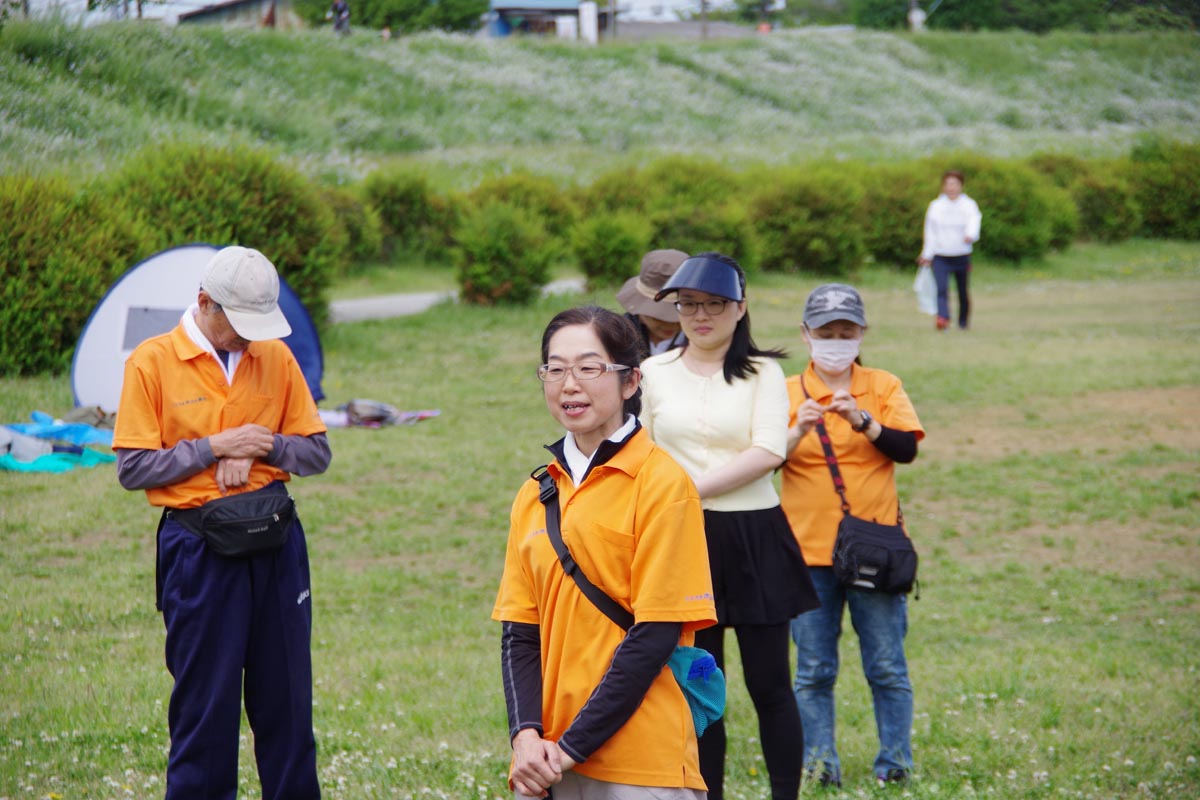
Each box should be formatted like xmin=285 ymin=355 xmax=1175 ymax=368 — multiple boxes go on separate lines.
xmin=856 ymin=0 xmax=1197 ymax=31
xmin=294 ymin=0 xmax=488 ymax=33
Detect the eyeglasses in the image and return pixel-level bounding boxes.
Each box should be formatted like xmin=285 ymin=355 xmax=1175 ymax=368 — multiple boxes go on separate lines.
xmin=675 ymin=299 xmax=732 ymax=316
xmin=537 ymin=362 xmax=631 ymax=382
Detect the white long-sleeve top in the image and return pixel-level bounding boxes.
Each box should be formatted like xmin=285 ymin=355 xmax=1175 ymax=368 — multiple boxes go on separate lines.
xmin=920 ymin=193 xmax=982 ymax=261
xmin=640 ymin=353 xmax=789 ymax=512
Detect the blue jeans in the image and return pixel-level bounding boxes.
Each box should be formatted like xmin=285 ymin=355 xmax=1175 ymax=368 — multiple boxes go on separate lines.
xmin=790 ymin=567 xmax=912 ymax=781
xmin=933 ymin=254 xmax=970 ymax=327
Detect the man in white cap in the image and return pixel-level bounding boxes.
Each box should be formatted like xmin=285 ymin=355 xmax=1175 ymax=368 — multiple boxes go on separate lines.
xmin=616 ymin=249 xmax=689 ymax=357
xmin=113 ymin=246 xmax=330 ymax=799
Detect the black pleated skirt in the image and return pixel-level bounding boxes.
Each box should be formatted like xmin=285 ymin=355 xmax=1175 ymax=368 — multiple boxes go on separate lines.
xmin=703 ymin=506 xmax=820 ymax=627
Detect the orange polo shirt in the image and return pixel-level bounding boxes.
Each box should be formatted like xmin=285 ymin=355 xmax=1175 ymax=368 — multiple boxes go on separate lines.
xmin=112 ymin=323 xmax=326 ymax=509
xmin=781 ymin=364 xmax=925 ymax=567
xmin=492 ymin=428 xmax=716 ymax=789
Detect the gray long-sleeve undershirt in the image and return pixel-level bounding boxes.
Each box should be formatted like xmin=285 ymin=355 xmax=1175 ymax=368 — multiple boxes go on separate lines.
xmin=116 ymin=432 xmax=331 ymax=493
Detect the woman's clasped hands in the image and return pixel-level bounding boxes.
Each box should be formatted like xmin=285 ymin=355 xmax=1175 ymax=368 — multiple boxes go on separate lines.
xmin=510 ymin=729 xmax=577 ymax=798
xmin=787 ymin=390 xmax=863 ymax=451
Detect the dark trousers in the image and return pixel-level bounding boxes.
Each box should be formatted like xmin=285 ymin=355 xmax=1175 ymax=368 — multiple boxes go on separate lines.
xmin=695 ymin=623 xmax=802 ymax=800
xmin=933 ymin=254 xmax=971 ymax=327
xmin=159 ymin=517 xmax=320 ymax=800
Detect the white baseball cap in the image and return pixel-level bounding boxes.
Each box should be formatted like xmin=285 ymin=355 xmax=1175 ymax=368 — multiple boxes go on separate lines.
xmin=201 ymin=246 xmax=292 ymax=341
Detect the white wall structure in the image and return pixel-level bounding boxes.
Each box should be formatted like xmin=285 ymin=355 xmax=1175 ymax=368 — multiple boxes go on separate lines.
xmin=555 ymin=12 xmax=578 ymax=37
xmin=619 ymin=0 xmax=736 ymax=23
xmin=579 ymin=0 xmax=598 ymax=43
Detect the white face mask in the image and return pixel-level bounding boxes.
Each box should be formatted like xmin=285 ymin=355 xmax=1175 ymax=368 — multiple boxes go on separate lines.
xmin=808 ymin=337 xmax=861 ymax=373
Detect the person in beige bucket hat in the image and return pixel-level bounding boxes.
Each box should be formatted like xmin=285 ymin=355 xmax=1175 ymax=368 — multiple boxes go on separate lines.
xmin=616 ymin=249 xmax=689 ymax=357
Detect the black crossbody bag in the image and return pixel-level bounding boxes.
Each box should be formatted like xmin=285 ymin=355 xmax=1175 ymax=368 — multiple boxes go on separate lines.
xmin=532 ymin=466 xmax=726 ymax=737
xmin=803 ymin=379 xmax=919 ymax=596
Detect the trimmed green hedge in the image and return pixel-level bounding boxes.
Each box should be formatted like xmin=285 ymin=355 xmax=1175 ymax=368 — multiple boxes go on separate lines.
xmin=1129 ymin=140 xmax=1200 ymax=240
xmin=572 ymin=212 xmax=652 ymax=290
xmin=101 ymin=144 xmax=342 ymax=327
xmin=363 ymin=168 xmax=458 ymax=258
xmin=749 ymin=168 xmax=866 ymax=275
xmin=454 ymin=202 xmax=555 ymax=306
xmin=9 ymin=141 xmax=1200 ymax=371
xmin=1 ymin=174 xmax=152 ymax=375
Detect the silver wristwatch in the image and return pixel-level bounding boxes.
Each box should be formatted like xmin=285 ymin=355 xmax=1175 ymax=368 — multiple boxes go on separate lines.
xmin=853 ymin=410 xmax=874 ymax=433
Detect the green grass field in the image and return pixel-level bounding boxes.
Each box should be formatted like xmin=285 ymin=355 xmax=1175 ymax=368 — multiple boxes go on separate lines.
xmin=1 ymin=241 xmax=1198 ymax=798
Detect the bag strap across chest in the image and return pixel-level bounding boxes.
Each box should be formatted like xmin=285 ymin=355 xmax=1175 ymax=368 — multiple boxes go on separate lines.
xmin=801 ymin=376 xmax=903 ymax=527
xmin=532 ymin=465 xmax=634 ymax=631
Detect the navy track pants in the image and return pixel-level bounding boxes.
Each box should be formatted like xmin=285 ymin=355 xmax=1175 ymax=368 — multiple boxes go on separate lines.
xmin=158 ymin=516 xmax=320 ymax=800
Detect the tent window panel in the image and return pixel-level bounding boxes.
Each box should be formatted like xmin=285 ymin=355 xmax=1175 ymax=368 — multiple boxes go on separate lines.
xmin=124 ymin=307 xmax=185 ymax=350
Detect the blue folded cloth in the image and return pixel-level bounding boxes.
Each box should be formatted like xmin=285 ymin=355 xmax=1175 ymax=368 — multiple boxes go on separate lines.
xmin=0 ymin=448 xmax=116 ymax=473
xmin=5 ymin=410 xmax=114 ymax=446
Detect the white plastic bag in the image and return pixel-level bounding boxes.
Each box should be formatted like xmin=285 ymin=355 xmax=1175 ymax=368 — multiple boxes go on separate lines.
xmin=913 ymin=265 xmax=937 ymax=316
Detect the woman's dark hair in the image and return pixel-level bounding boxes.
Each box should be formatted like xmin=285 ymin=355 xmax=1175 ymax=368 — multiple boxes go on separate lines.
xmin=942 ymin=170 xmax=965 ymax=184
xmin=541 ymin=305 xmax=643 ymax=417
xmin=685 ymin=252 xmax=787 ymax=384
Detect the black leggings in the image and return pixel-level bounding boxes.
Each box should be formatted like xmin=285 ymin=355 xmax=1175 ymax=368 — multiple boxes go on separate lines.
xmin=695 ymin=623 xmax=802 ymax=800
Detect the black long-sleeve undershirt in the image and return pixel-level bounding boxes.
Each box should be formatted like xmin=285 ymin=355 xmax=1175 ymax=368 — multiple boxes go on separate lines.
xmin=501 ymin=619 xmax=683 ymax=763
xmin=871 ymin=425 xmax=918 ymax=464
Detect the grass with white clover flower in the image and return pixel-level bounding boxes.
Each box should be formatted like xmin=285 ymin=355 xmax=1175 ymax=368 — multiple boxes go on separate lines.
xmin=2 ymin=240 xmax=1199 ymax=799
xmin=2 ymin=23 xmax=1199 ymax=183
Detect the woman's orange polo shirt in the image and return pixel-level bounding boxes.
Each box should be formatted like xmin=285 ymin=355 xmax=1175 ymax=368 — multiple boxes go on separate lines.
xmin=781 ymin=364 xmax=925 ymax=567
xmin=492 ymin=428 xmax=717 ymax=789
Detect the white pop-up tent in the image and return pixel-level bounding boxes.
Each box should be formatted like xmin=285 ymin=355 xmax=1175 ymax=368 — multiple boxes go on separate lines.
xmin=72 ymin=244 xmax=325 ymax=413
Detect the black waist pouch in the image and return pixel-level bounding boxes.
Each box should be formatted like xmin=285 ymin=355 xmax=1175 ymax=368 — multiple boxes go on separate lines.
xmin=169 ymin=482 xmax=295 ymax=558
xmin=832 ymin=514 xmax=918 ymax=594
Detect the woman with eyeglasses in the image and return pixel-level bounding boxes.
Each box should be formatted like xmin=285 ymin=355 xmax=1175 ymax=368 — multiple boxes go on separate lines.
xmin=639 ymin=254 xmax=819 ymax=800
xmin=493 ymin=305 xmax=718 ymax=800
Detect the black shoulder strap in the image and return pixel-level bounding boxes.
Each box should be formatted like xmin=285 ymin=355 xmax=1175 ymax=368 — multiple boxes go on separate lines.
xmin=532 ymin=465 xmax=634 ymax=631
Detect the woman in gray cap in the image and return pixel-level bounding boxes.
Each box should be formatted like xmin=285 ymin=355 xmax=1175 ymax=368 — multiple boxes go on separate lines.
xmin=617 ymin=249 xmax=689 ymax=358
xmin=781 ymin=284 xmax=925 ymax=789
xmin=640 ymin=252 xmax=819 ymax=800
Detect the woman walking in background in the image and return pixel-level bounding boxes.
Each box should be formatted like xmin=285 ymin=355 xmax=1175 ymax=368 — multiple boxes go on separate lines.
xmin=493 ymin=306 xmax=717 ymax=799
xmin=918 ymin=170 xmax=982 ymax=330
xmin=640 ymin=253 xmax=819 ymax=800
xmin=782 ymin=284 xmax=924 ymax=789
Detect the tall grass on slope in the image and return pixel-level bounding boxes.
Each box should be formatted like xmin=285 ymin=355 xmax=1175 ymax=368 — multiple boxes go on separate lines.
xmin=1 ymin=21 xmax=1198 ymax=180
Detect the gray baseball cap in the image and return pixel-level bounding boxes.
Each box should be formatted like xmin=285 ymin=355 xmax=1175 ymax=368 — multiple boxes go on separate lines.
xmin=803 ymin=284 xmax=867 ymax=329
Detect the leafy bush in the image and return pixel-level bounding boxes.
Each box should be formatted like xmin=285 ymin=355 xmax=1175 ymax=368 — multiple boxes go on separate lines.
xmin=1025 ymin=153 xmax=1093 ymax=189
xmin=648 ymin=203 xmax=755 ymax=271
xmin=575 ymin=166 xmax=650 ymax=216
xmin=856 ymin=163 xmax=930 ymax=268
xmin=572 ymin=213 xmax=652 ymax=290
xmin=453 ymin=202 xmax=555 ymax=306
xmin=639 ymin=156 xmax=745 ymax=213
xmin=748 ymin=169 xmax=866 ymax=275
xmin=1071 ymin=173 xmax=1143 ymax=243
xmin=363 ymin=168 xmax=457 ymax=257
xmin=319 ymin=183 xmax=384 ymax=271
xmin=1 ymin=174 xmax=152 ymax=375
xmin=851 ymin=0 xmax=906 ymax=29
xmin=1128 ymin=140 xmax=1200 ymax=239
xmin=467 ymin=172 xmax=577 ymax=256
xmin=101 ymin=144 xmax=341 ymax=327
xmin=1043 ymin=183 xmax=1079 ymax=251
